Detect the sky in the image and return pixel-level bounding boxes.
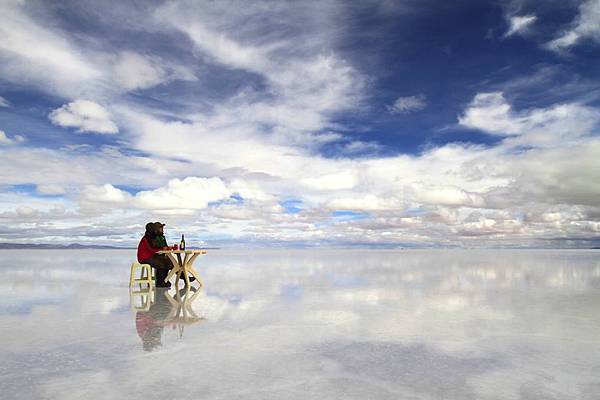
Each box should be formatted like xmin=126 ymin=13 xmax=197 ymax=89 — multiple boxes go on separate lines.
xmin=0 ymin=0 xmax=599 ymax=248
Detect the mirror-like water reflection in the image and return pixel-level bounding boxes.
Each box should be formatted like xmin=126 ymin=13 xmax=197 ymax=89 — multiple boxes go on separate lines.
xmin=1 ymin=249 xmax=599 ymax=399
xmin=132 ymin=286 xmax=205 ymax=351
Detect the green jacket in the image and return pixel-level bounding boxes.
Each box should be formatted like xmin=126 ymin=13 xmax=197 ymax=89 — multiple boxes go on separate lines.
xmin=151 ymin=234 xmax=168 ymax=248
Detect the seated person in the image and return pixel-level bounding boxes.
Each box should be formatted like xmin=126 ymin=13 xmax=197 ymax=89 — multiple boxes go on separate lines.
xmin=137 ymin=222 xmax=194 ymax=287
xmin=137 ymin=222 xmax=174 ymax=288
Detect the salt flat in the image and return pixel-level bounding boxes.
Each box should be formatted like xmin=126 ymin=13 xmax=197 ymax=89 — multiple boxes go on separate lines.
xmin=1 ymin=249 xmax=599 ymax=399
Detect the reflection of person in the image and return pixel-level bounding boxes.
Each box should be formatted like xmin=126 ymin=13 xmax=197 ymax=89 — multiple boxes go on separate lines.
xmin=137 ymin=222 xmax=174 ymax=288
xmin=135 ymin=288 xmax=171 ymax=351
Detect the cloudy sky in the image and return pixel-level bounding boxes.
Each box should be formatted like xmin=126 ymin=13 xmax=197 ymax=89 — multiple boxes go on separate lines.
xmin=0 ymin=0 xmax=599 ymax=248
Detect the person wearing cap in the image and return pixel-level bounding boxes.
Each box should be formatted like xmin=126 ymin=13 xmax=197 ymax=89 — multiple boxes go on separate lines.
xmin=137 ymin=222 xmax=174 ymax=288
xmin=152 ymin=222 xmax=168 ymax=248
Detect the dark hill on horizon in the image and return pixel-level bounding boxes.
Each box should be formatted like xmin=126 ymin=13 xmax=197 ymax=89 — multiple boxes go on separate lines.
xmin=0 ymin=243 xmax=133 ymax=250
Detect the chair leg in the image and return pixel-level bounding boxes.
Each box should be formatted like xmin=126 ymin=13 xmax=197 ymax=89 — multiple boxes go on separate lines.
xmin=146 ymin=265 xmax=155 ymax=286
xmin=129 ymin=263 xmax=137 ymax=287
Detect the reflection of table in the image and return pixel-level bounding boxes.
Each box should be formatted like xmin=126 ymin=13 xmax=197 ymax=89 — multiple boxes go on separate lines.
xmin=130 ymin=285 xmax=206 ymax=343
xmin=162 ymin=287 xmax=205 ymax=337
xmin=157 ymin=249 xmax=207 ymax=286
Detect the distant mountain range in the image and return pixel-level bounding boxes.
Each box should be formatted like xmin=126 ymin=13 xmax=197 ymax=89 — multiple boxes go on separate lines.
xmin=0 ymin=243 xmax=133 ymax=250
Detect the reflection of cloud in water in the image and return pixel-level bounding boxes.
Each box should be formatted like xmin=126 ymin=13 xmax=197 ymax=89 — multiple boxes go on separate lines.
xmin=317 ymin=341 xmax=504 ymax=399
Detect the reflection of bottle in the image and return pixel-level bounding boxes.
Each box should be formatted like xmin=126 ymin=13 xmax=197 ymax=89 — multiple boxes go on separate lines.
xmin=180 ymin=234 xmax=186 ymax=250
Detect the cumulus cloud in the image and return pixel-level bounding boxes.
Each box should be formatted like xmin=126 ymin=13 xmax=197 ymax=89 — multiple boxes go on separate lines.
xmin=49 ymin=100 xmax=118 ymax=134
xmin=6 ymin=90 xmax=600 ymax=247
xmin=135 ymin=177 xmax=231 ymax=211
xmin=547 ymin=0 xmax=600 ymax=51
xmin=82 ymin=184 xmax=131 ymax=204
xmin=504 ymin=15 xmax=537 ymax=38
xmin=458 ymin=93 xmax=521 ymax=135
xmin=388 ymin=95 xmax=427 ymax=114
xmin=0 ymin=130 xmax=24 ymax=145
xmin=458 ymin=92 xmax=600 ymax=146
xmin=0 ymin=96 xmax=10 ymax=107
xmin=302 ymin=171 xmax=358 ymax=191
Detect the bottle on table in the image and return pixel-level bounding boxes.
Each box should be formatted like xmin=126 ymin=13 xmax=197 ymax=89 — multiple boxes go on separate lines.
xmin=180 ymin=234 xmax=186 ymax=250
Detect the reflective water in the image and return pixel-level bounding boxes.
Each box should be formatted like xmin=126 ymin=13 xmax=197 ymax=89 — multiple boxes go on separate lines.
xmin=1 ymin=249 xmax=599 ymax=399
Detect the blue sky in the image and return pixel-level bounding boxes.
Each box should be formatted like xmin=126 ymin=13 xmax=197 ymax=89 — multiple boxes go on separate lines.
xmin=0 ymin=0 xmax=599 ymax=247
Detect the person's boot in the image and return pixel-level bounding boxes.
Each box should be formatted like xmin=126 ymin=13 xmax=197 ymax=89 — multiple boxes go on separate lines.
xmin=155 ymin=269 xmax=171 ymax=288
xmin=179 ymin=274 xmax=196 ymax=283
xmin=156 ymin=281 xmax=171 ymax=288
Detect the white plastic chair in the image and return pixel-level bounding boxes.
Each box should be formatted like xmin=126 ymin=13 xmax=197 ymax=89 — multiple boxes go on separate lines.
xmin=129 ymin=261 xmax=155 ymax=287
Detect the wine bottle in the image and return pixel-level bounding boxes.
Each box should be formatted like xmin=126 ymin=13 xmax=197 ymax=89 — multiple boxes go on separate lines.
xmin=180 ymin=234 xmax=186 ymax=250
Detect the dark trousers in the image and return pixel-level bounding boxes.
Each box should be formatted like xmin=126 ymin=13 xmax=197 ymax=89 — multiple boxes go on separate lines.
xmin=141 ymin=254 xmax=174 ymax=284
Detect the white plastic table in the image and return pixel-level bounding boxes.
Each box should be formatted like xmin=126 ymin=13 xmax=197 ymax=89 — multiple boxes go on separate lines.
xmin=157 ymin=249 xmax=207 ymax=286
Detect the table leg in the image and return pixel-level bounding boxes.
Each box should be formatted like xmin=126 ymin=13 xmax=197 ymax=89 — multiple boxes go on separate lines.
xmin=187 ymin=253 xmax=200 ymax=265
xmin=165 ymin=253 xmax=182 ymax=283
xmin=185 ymin=253 xmax=203 ymax=286
xmin=184 ymin=268 xmax=191 ymax=286
xmin=165 ymin=264 xmax=181 ymax=283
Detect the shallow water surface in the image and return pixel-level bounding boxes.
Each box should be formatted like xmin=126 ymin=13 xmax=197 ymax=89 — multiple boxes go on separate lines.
xmin=1 ymin=249 xmax=599 ymax=399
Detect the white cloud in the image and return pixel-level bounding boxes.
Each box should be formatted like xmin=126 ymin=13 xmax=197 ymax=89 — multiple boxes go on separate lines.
xmin=340 ymin=141 xmax=383 ymax=155
xmin=0 ymin=2 xmax=196 ymax=99
xmin=458 ymin=92 xmax=521 ymax=135
xmin=112 ymin=51 xmax=166 ymax=91
xmin=302 ymin=171 xmax=358 ymax=191
xmin=37 ymin=184 xmax=66 ymax=195
xmin=409 ymin=184 xmax=486 ymax=207
xmin=327 ymin=195 xmax=402 ymax=211
xmin=0 ymin=145 xmax=194 ymax=193
xmin=0 ymin=96 xmax=10 ymax=107
xmin=109 ymin=51 xmax=195 ymax=91
xmin=547 ymin=0 xmax=600 ymax=51
xmin=6 ymin=89 xmax=600 ymax=246
xmin=0 ymin=130 xmax=24 ymax=145
xmin=458 ymin=92 xmax=600 ymax=145
xmin=154 ymin=1 xmax=365 ymax=146
xmin=0 ymin=1 xmax=101 ymax=97
xmin=229 ymin=179 xmax=275 ymax=202
xmin=134 ymin=177 xmax=231 ymax=210
xmin=388 ymin=95 xmax=427 ymax=114
xmin=82 ymin=184 xmax=131 ymax=204
xmin=0 ymin=130 xmax=13 ymax=145
xmin=504 ymin=15 xmax=537 ymax=38
xmin=49 ymin=100 xmax=118 ymax=134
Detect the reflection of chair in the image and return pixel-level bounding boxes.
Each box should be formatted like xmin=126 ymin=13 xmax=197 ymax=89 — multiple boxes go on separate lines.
xmin=129 ymin=262 xmax=155 ymax=287
xmin=130 ymin=285 xmax=155 ymax=312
